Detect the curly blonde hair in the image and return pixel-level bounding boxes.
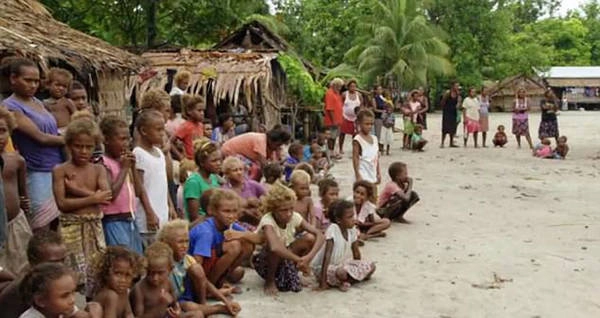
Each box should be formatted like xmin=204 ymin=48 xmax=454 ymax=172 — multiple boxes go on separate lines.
xmin=174 ymin=70 xmax=192 ymax=87
xmin=91 ymin=246 xmax=143 ymax=289
xmin=208 ymin=188 xmax=241 ymax=214
xmin=64 ymin=118 xmax=102 ymax=145
xmin=290 ymin=169 xmax=311 ymax=186
xmin=145 ymin=241 xmax=174 ymax=267
xmin=260 ymin=183 xmax=297 ymax=214
xmin=179 ymin=159 xmax=197 ymax=184
xmin=141 ymin=89 xmax=170 ymax=111
xmin=222 ymin=156 xmax=243 ymax=174
xmin=70 ymin=110 xmax=94 ymax=122
xmin=157 ymin=219 xmax=190 ymax=243
xmin=46 ymin=67 xmax=73 ymax=86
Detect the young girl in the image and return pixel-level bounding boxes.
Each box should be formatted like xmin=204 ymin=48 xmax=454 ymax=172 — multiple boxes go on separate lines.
xmin=173 ymin=95 xmax=205 ymax=160
xmin=253 ymin=184 xmax=324 ymax=295
xmin=378 ymin=162 xmax=420 ymax=223
xmin=403 ymin=91 xmax=421 ymax=149
xmin=211 ymin=113 xmax=235 ymax=146
xmin=19 ymin=263 xmax=100 ymax=318
xmin=493 ymin=125 xmax=508 ymax=147
xmin=99 ymin=116 xmax=143 ymax=255
xmin=512 ymin=88 xmax=534 ymax=149
xmin=411 ymin=124 xmax=428 ymax=151
xmin=380 ymin=92 xmax=395 ymax=156
xmin=312 ymin=199 xmax=375 ymax=291
xmin=290 ymin=170 xmax=315 ymax=226
xmin=184 ymin=138 xmax=222 ymax=223
xmin=309 ymin=143 xmax=329 ymax=181
xmin=314 ymin=179 xmax=340 ymax=231
xmin=52 ymin=119 xmax=112 ymax=296
xmin=222 ymin=156 xmax=266 ymax=230
xmin=134 ymin=110 xmax=171 ymax=241
xmin=352 ymin=110 xmax=381 ymax=186
xmin=353 ymin=180 xmax=390 ymax=240
xmin=157 ymin=220 xmax=240 ymax=316
xmin=461 ymin=87 xmax=481 ymax=148
xmin=92 ymin=246 xmax=142 ymax=318
xmin=533 ymin=138 xmax=553 ymax=158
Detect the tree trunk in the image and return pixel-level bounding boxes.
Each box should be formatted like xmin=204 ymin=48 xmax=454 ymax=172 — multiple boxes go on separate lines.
xmin=146 ymin=0 xmax=158 ymax=49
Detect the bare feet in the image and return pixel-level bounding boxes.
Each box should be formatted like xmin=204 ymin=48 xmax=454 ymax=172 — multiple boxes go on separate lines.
xmin=450 ymin=144 xmax=459 ymax=148
xmin=338 ymin=282 xmax=351 ymax=292
xmin=264 ymin=281 xmax=278 ymax=296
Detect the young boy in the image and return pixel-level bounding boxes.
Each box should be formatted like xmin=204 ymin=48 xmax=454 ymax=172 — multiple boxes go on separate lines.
xmin=289 ymin=170 xmax=315 ymax=226
xmin=68 ymin=81 xmax=90 ymax=112
xmin=262 ymin=163 xmax=283 ymax=191
xmin=188 ymin=189 xmax=256 ymax=289
xmin=554 ymin=135 xmax=569 ymax=159
xmin=43 ymin=67 xmax=76 ymax=134
xmin=203 ymin=119 xmax=213 ymax=139
xmin=284 ymin=142 xmax=304 ymax=182
xmin=0 ymin=108 xmax=32 ymax=275
xmin=173 ymin=95 xmax=205 ymax=160
xmin=52 ymin=119 xmax=112 ymax=296
xmin=377 ymin=161 xmax=420 ymax=223
xmin=411 ymin=124 xmax=428 ymax=151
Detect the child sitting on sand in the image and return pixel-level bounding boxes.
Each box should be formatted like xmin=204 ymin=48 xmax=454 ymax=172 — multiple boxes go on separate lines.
xmin=493 ymin=125 xmax=508 ymax=147
xmin=533 ymin=138 xmax=553 ymax=158
xmin=314 ymin=179 xmax=340 ymax=231
xmin=377 ymin=161 xmax=420 ymax=223
xmin=253 ymin=184 xmax=324 ymax=295
xmin=554 ymin=136 xmax=569 ymax=159
xmin=411 ymin=124 xmax=428 ymax=151
xmin=353 ymin=180 xmax=391 ymax=240
xmin=312 ymin=199 xmax=375 ymax=291
xmin=290 ymin=170 xmax=315 ymax=226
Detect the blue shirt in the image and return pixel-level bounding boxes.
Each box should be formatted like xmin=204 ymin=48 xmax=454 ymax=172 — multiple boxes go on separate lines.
xmin=284 ymin=156 xmax=300 ymax=182
xmin=188 ymin=217 xmax=245 ymax=258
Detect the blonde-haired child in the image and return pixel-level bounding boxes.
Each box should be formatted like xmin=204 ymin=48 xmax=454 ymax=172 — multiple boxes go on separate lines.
xmin=44 ymin=67 xmax=75 ymax=134
xmin=171 ymin=71 xmax=192 ymax=96
xmin=290 ymin=170 xmax=315 ymax=226
xmin=253 ymin=184 xmax=324 ymax=295
xmin=222 ymin=156 xmax=265 ymax=230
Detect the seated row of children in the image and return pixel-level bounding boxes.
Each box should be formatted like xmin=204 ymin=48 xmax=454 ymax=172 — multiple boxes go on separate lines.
xmin=533 ymin=136 xmax=569 ymax=159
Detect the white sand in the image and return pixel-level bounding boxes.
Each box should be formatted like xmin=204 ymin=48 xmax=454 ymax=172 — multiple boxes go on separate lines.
xmin=231 ymin=112 xmax=600 ymax=318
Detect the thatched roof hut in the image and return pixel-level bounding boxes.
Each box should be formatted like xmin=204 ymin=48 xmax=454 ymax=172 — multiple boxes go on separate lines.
xmin=487 ymin=74 xmax=547 ymax=112
xmin=0 ymin=0 xmax=145 ymax=117
xmin=140 ymin=49 xmax=286 ymax=129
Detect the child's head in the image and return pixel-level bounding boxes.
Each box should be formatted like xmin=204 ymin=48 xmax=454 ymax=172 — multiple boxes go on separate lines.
xmin=70 ymin=110 xmax=94 ymax=122
xmin=0 ymin=106 xmax=17 ymax=152
xmin=218 ymin=112 xmax=234 ymax=131
xmin=157 ymin=220 xmax=190 ymax=262
xmin=353 ymin=180 xmax=376 ymax=205
xmin=136 ymin=109 xmax=166 ymax=146
xmin=414 ymin=124 xmax=423 ymax=135
xmin=541 ymin=138 xmax=551 ymax=146
xmin=92 ymin=246 xmax=141 ymax=295
xmin=144 ymin=242 xmax=174 ymax=288
xmin=64 ymin=119 xmax=101 ymax=165
xmin=318 ymin=179 xmax=339 ymax=204
xmin=266 ymin=126 xmax=292 ymax=151
xmin=100 ymin=115 xmax=130 ymax=157
xmin=179 ymin=159 xmax=197 ymax=184
xmin=288 ymin=142 xmax=304 ymax=160
xmin=174 ymin=70 xmax=192 ymax=91
xmin=223 ymin=156 xmax=245 ymax=184
xmin=68 ymin=81 xmax=89 ymax=111
xmin=356 ymin=109 xmax=375 ymax=135
xmin=497 ymin=125 xmax=505 ymax=132
xmin=193 ymin=138 xmax=221 ymax=175
xmin=468 ymin=87 xmax=476 ymax=97
xmin=141 ymin=89 xmax=171 ymax=121
xmin=45 ymin=67 xmax=72 ymax=99
xmin=182 ymin=94 xmax=205 ymax=122
xmin=388 ymin=161 xmax=408 ymax=183
xmin=318 ymin=129 xmax=330 ymax=145
xmin=203 ymin=119 xmax=213 ymax=138
xmin=558 ymin=135 xmax=567 ymax=145
xmin=328 ymin=199 xmax=356 ymax=230
xmin=294 ymin=162 xmax=315 ymax=183
xmin=19 ymin=263 xmax=77 ymax=316
xmin=27 ymin=230 xmax=67 ymax=266
xmin=262 ymin=162 xmax=283 ymax=184
xmin=261 ymin=184 xmax=297 ymax=225
xmin=289 ymin=170 xmax=311 ymax=199
xmin=310 ymin=143 xmax=322 ymax=160
xmin=208 ymin=189 xmax=242 ymax=229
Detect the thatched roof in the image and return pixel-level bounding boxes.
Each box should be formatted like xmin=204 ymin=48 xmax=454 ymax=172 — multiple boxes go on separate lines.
xmin=0 ymin=0 xmax=145 ymax=74
xmin=214 ymin=20 xmax=289 ymax=52
xmin=488 ymin=74 xmax=547 ymax=97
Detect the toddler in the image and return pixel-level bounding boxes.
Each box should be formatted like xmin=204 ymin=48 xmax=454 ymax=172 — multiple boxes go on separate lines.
xmin=533 ymin=138 xmax=553 ymax=158
xmin=493 ymin=125 xmax=508 ymax=147
xmin=43 ymin=67 xmax=76 ymax=134
xmin=290 ymin=170 xmax=315 ymax=226
xmin=411 ymin=124 xmax=428 ymax=151
xmin=554 ymin=135 xmax=569 ymax=159
xmin=211 ymin=113 xmax=235 ymax=146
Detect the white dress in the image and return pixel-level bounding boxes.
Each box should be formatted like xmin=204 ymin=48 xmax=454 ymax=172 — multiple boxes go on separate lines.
xmin=342 ymin=91 xmax=361 ymax=122
xmin=353 ymin=134 xmax=379 ymax=183
xmin=133 ymin=146 xmax=169 ymax=232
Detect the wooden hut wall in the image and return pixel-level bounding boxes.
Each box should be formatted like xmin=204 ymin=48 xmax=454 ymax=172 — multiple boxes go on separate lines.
xmin=96 ymin=70 xmax=137 ymax=119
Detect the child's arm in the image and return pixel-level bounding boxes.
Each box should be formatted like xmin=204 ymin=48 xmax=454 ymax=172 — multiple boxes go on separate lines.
xmin=298 ymin=220 xmax=325 ymax=266
xmin=351 ymin=241 xmax=361 ymax=260
xmin=134 ymin=169 xmax=159 ymax=230
xmin=263 ymin=225 xmax=303 ymax=262
xmin=307 ymin=198 xmax=316 ymax=227
xmin=11 ymin=110 xmax=64 ymax=146
xmin=225 ymin=229 xmax=265 ymax=245
xmin=96 ymin=164 xmax=111 ymax=193
xmin=16 ymin=155 xmax=30 ymax=215
xmin=52 ymin=166 xmax=112 ymax=212
xmin=106 ymin=153 xmax=135 ymax=198
xmin=318 ymin=239 xmax=334 ymax=289
xmin=376 ymin=155 xmax=381 ymax=184
xmin=352 ymin=140 xmax=361 ymax=181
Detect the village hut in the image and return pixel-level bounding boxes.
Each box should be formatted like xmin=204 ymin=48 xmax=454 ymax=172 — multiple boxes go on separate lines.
xmin=0 ymin=0 xmax=145 ymax=118
xmin=487 ymin=74 xmax=547 ymax=112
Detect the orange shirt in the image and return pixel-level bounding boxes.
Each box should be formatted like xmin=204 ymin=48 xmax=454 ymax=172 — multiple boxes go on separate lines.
xmin=175 ymin=120 xmax=204 ymax=159
xmin=324 ymin=87 xmax=343 ymax=126
xmin=221 ymin=133 xmax=267 ymax=163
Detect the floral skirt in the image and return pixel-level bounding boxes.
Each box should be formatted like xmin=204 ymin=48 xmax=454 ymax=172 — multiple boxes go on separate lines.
xmin=465 ymin=118 xmax=480 ymax=134
xmin=321 ymin=259 xmax=375 ymax=286
xmin=538 ymin=120 xmax=559 ymax=139
xmin=252 ymin=248 xmax=302 ymax=292
xmin=512 ymin=118 xmax=529 ymax=136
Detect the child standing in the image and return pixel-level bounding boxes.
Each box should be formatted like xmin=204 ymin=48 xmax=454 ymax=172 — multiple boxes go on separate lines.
xmin=290 ymin=170 xmax=315 ymax=226
xmin=202 ymin=120 xmax=213 ymax=139
xmin=377 ymin=162 xmax=420 ymax=223
xmin=314 ymin=179 xmax=340 ymax=231
xmin=134 ymin=110 xmax=171 ymax=241
xmin=43 ymin=68 xmax=76 ymax=134
xmin=67 ymin=81 xmax=90 ymax=112
xmin=380 ymin=92 xmax=395 ymax=155
xmin=411 ymin=124 xmax=428 ymax=151
xmin=0 ymin=108 xmax=32 ymax=275
xmin=99 ymin=116 xmax=143 ymax=255
xmin=52 ymin=119 xmax=112 ymax=296
xmin=173 ymin=95 xmax=205 ymax=160
xmin=312 ymin=199 xmax=375 ymax=291
xmin=284 ymin=142 xmax=304 ymax=182
xmin=352 ymin=110 xmax=381 ymax=185
xmin=253 ymin=184 xmax=324 ymax=295
xmin=493 ymin=125 xmax=508 ymax=147
xmin=92 ymin=246 xmax=141 ymax=318
xmin=211 ymin=113 xmax=235 ymax=146
xmin=184 ymin=139 xmax=222 ymax=223
xmin=353 ymin=180 xmax=390 ymax=240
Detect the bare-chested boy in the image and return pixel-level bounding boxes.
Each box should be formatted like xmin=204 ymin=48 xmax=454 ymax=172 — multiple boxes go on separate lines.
xmin=44 ymin=67 xmax=76 ymax=134
xmin=0 ymin=107 xmax=32 ymax=275
xmin=289 ymin=170 xmax=316 ymax=226
xmin=68 ymin=81 xmax=91 ymax=112
xmin=52 ymin=118 xmax=112 ymax=296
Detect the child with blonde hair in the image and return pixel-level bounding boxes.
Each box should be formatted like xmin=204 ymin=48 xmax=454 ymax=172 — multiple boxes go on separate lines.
xmin=43 ymin=67 xmax=75 ymax=134
xmin=222 ymin=156 xmax=265 ymax=230
xmin=290 ymin=170 xmax=315 ymax=226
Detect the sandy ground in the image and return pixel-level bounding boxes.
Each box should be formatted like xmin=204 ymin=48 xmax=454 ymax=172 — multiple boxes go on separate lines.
xmin=230 ymin=111 xmax=600 ymax=318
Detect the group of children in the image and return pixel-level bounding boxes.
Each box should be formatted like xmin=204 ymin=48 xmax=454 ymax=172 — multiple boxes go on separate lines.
xmin=533 ymin=136 xmax=569 ymax=159
xmin=0 ymin=64 xmax=423 ymax=318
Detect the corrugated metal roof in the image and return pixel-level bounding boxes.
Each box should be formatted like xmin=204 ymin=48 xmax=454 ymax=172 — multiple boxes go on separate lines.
xmin=540 ymin=67 xmax=600 ymax=79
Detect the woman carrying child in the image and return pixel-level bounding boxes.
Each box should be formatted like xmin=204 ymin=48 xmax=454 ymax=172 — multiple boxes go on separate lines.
xmin=312 ymin=199 xmax=375 ymax=291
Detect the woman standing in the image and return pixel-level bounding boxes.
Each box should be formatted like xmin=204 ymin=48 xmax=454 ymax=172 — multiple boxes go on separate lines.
xmin=440 ymin=82 xmax=461 ymax=148
xmin=339 ymin=80 xmax=361 ymax=154
xmin=479 ymin=87 xmax=490 ymax=147
xmin=512 ymin=88 xmax=533 ymax=149
xmin=461 ymin=88 xmax=480 ymax=148
xmin=373 ymin=85 xmax=387 ymax=151
xmin=538 ymin=89 xmax=560 ymax=143
xmin=3 ymin=58 xmax=63 ymax=231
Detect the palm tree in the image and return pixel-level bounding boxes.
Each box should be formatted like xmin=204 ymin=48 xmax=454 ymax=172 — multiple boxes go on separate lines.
xmin=343 ymin=0 xmax=453 ymax=88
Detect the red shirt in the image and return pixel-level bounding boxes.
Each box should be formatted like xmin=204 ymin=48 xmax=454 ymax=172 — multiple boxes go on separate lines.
xmin=175 ymin=120 xmax=204 ymax=159
xmin=324 ymin=87 xmax=343 ymax=126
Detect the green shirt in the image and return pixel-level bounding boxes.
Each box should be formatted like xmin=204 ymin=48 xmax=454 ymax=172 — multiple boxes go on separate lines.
xmin=183 ymin=172 xmax=219 ymax=219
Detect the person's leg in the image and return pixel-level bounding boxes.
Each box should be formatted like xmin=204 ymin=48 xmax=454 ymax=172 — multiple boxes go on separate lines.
xmin=440 ymin=133 xmax=446 ymax=148
xmin=208 ymin=240 xmax=243 ymax=287
xmin=264 ymin=251 xmax=281 ymax=295
xmin=516 ymin=135 xmax=521 ymax=148
xmin=226 ymin=241 xmax=254 ymax=284
xmin=450 ymin=133 xmax=458 ymax=147
xmin=463 ymin=133 xmax=468 ymax=147
xmin=180 ymin=301 xmax=232 ymax=317
xmin=482 ymin=132 xmax=487 ymax=147
xmin=187 ymin=264 xmax=209 ymax=304
xmin=525 ymin=133 xmax=534 ymax=149
xmin=366 ymin=218 xmax=391 ymax=238
xmin=338 ymin=133 xmax=345 ymax=155
xmin=289 ymin=233 xmax=316 ymax=256
xmin=474 ymin=132 xmax=479 ymax=148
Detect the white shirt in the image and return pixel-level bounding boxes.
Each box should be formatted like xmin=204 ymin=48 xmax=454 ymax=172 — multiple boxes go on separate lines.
xmin=342 ymin=91 xmax=361 ymax=121
xmin=463 ymin=96 xmax=480 ymax=121
xmin=353 ymin=134 xmax=379 ymax=183
xmin=169 ymin=86 xmax=186 ymax=96
xmin=311 ymin=224 xmax=358 ymax=275
xmin=19 ymin=306 xmax=79 ymax=318
xmin=133 ymin=146 xmax=169 ymax=232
